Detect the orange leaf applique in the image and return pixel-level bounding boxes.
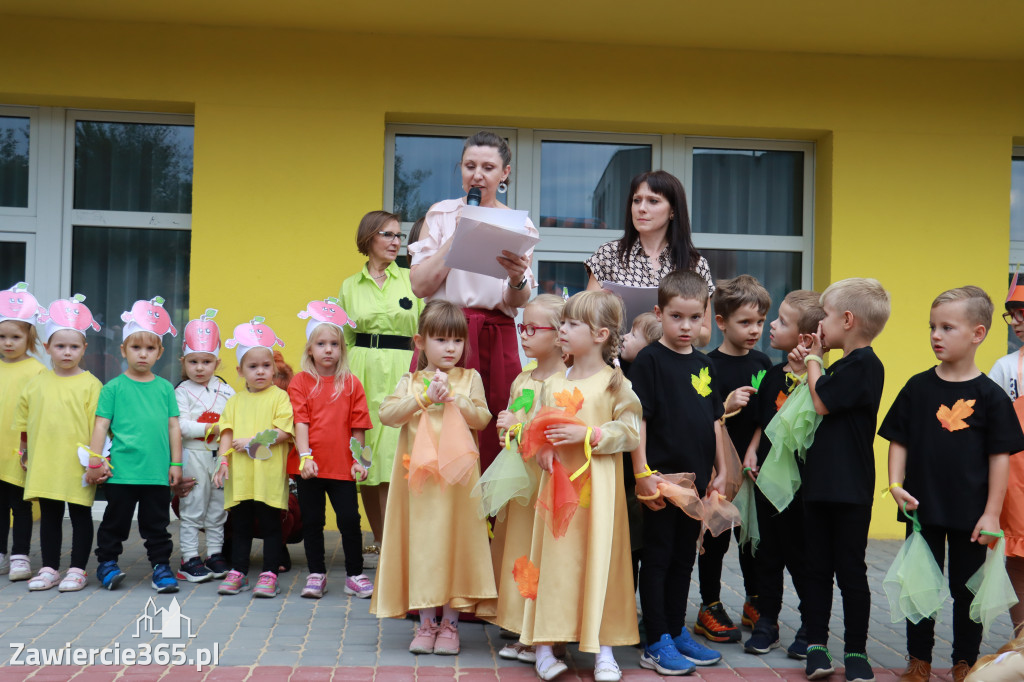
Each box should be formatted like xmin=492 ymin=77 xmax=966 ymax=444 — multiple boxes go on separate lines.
xmin=512 ymin=555 xmax=539 ymax=600
xmin=936 ymin=398 xmax=976 ymax=432
xmin=775 ymin=390 xmax=788 ymax=412
xmin=402 ymin=453 xmax=411 ymax=479
xmin=554 ymin=387 xmax=585 ymax=416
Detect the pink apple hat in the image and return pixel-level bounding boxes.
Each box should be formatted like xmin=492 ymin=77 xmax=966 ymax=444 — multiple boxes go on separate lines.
xmin=0 ymin=282 xmax=46 ymax=325
xmin=121 ymin=296 xmax=179 ymax=342
xmin=183 ymin=308 xmax=222 ymax=357
xmin=297 ymin=297 xmax=356 ymax=339
xmin=225 ymin=317 xmax=285 ymax=364
xmin=39 ymin=294 xmax=102 ymax=342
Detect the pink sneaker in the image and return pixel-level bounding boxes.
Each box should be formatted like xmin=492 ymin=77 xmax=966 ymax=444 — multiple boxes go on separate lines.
xmin=28 ymin=567 xmax=59 ymax=591
xmin=344 ymin=573 xmax=373 ymax=598
xmin=409 ymin=620 xmax=438 ymax=654
xmin=252 ymin=571 xmax=279 ymax=598
xmin=58 ymin=568 xmax=88 ymax=592
xmin=217 ymin=570 xmax=249 ymax=595
xmin=301 ymin=573 xmax=327 ymax=599
xmin=433 ymin=619 xmax=460 ymax=655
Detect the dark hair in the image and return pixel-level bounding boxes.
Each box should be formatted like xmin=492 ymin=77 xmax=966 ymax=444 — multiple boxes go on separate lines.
xmin=355 ymin=210 xmax=401 ymax=256
xmin=407 ymin=217 xmax=426 ymax=245
xmin=462 ymin=131 xmax=512 ymax=186
xmin=619 ymin=171 xmax=699 ymax=273
xmin=416 ymin=300 xmax=470 ymax=371
xmin=713 ymin=275 xmax=772 ymax=320
xmin=658 ymin=270 xmax=709 ymax=309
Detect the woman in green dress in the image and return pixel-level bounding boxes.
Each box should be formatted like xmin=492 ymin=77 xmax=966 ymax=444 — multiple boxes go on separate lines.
xmin=339 ymin=210 xmax=423 ymax=548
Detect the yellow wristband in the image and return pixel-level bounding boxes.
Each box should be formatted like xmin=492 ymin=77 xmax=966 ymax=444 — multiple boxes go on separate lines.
xmin=805 ymin=354 xmax=824 ymax=367
xmin=635 ymin=464 xmax=659 ymax=479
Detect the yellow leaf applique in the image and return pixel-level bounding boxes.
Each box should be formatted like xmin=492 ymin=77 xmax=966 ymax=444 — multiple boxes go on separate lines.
xmin=554 ymin=387 xmax=585 ymax=416
xmin=936 ymin=398 xmax=975 ymax=432
xmin=691 ymin=366 xmax=712 ymax=398
xmin=512 ymin=555 xmax=539 ymax=600
xmin=578 ymin=478 xmax=592 ymax=509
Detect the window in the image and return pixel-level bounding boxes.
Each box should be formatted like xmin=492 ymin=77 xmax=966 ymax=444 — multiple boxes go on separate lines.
xmin=385 ymin=125 xmax=813 ymax=359
xmin=1007 ymin=149 xmax=1024 ymax=352
xmin=0 ymin=115 xmax=31 ymax=209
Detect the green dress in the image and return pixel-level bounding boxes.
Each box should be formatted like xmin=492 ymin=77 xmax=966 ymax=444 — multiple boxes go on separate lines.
xmin=338 ymin=261 xmax=423 ymax=486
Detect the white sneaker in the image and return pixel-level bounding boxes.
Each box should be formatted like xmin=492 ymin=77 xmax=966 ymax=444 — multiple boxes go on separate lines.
xmin=9 ymin=555 xmax=30 ymax=581
xmin=594 ymin=657 xmax=622 ymax=682
xmin=0 ymin=553 xmax=9 ymax=575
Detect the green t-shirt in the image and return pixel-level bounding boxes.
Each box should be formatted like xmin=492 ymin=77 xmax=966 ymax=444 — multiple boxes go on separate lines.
xmin=96 ymin=374 xmax=179 ymax=485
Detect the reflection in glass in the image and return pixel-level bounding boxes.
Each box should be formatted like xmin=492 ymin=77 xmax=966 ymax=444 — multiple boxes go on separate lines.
xmin=74 ymin=122 xmax=193 ymax=213
xmin=0 ymin=241 xmax=27 ymax=282
xmin=1013 ymin=157 xmax=1024 ymax=242
xmin=71 ymin=226 xmax=190 ymax=383
xmin=692 ymin=149 xmax=803 ymax=236
xmin=537 ymin=261 xmax=588 ymax=299
xmin=540 ymin=141 xmax=651 ymax=229
xmin=393 ymin=135 xmax=508 ymax=223
xmin=701 ymin=249 xmax=802 ymax=361
xmin=0 ymin=117 xmax=30 ymax=208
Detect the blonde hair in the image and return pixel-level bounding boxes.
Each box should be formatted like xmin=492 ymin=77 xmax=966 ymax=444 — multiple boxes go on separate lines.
xmin=301 ymin=323 xmax=352 ymax=398
xmin=0 ymin=319 xmax=40 ymax=356
xmin=526 ymin=294 xmax=565 ymax=356
xmin=563 ymin=290 xmax=626 ymax=392
xmin=821 ymin=278 xmax=891 ymax=341
xmin=783 ymin=290 xmax=826 ymax=334
xmin=932 ymin=285 xmax=994 ymax=331
xmin=631 ymin=312 xmax=662 ymax=344
xmin=416 ymin=300 xmax=469 ymax=371
xmin=122 ymin=331 xmax=162 ymax=349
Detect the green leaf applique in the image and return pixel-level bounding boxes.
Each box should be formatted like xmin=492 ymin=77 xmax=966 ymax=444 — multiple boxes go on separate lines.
xmin=751 ymin=369 xmax=767 ymax=392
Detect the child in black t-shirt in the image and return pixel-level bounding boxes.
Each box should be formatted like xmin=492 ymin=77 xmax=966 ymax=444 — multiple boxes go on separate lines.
xmin=881 ymin=286 xmax=1024 ymax=682
xmin=630 ymin=271 xmax=727 ymax=675
xmin=696 ymin=275 xmax=772 ymax=645
xmin=742 ymin=290 xmax=824 ymax=659
xmin=789 ymin=277 xmax=890 ymax=682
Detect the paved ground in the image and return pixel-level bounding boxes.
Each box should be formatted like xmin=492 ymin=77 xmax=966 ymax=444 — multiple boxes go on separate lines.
xmin=0 ymin=519 xmax=1014 ymax=680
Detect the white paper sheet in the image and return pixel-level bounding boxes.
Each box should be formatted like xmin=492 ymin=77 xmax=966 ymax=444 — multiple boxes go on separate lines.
xmin=601 ymin=281 xmax=659 ymax=329
xmin=444 ymin=206 xmax=539 ymax=280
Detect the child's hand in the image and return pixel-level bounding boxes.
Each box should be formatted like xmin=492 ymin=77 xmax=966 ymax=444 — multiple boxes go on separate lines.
xmin=809 ymin=322 xmax=825 ymax=354
xmin=496 ymin=410 xmax=516 ymax=431
xmin=300 ymin=457 xmax=319 ymax=479
xmin=175 ymin=477 xmax=197 ymax=498
xmin=708 ymin=471 xmax=727 ymax=496
xmin=427 ymin=371 xmax=453 ymax=404
xmin=536 ymin=446 xmax=555 ymax=474
xmin=725 ymin=386 xmax=756 ymax=413
xmin=545 ymin=423 xmax=588 ymax=447
xmin=351 ymin=461 xmax=368 ymax=482
xmin=972 ymin=512 xmax=1002 ymax=545
xmin=742 ymin=450 xmax=759 ymax=480
xmin=788 ymin=343 xmax=809 ymax=367
xmin=891 ymin=486 xmax=919 ymax=512
xmin=85 ymin=461 xmax=111 ymax=485
xmin=213 ymin=461 xmax=229 ymax=488
xmin=635 ymin=475 xmax=665 ymax=511
xmin=232 ymin=437 xmax=252 ymax=452
xmin=168 ymin=465 xmax=182 ymax=487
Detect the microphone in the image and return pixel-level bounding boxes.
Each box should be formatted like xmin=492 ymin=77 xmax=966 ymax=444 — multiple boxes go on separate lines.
xmin=467 ymin=187 xmax=482 ymax=206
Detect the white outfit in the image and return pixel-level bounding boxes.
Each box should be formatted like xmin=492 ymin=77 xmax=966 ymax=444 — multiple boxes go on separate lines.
xmin=175 ymin=377 xmax=235 ymax=559
xmin=990 ymin=352 xmax=1021 ymax=400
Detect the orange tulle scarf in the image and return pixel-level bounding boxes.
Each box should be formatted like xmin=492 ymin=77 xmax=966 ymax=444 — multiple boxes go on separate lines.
xmin=407 ymin=402 xmax=479 ymax=494
xmin=521 ymin=405 xmax=590 ymax=538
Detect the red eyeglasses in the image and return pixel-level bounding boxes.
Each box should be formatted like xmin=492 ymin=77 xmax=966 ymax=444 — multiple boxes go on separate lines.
xmin=517 ymin=323 xmax=556 ymax=337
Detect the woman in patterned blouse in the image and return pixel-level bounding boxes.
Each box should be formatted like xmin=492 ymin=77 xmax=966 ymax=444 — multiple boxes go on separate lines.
xmin=585 ymin=170 xmax=715 ymax=347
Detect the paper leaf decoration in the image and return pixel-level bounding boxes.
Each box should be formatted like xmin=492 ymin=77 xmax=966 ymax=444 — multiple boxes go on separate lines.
xmin=751 ymin=369 xmax=766 ymax=392
xmin=349 ymin=437 xmax=372 ymax=469
xmin=402 ymin=453 xmax=410 ymax=479
xmin=937 ymin=398 xmax=976 ymax=432
xmin=691 ymin=366 xmax=712 ymax=397
xmin=512 ymin=555 xmax=539 ymax=600
xmin=554 ymin=387 xmax=584 ymax=416
xmin=245 ymin=429 xmax=278 ymax=460
xmin=510 ymin=388 xmax=535 ymax=414
xmin=204 ymin=308 xmax=218 ymax=319
xmin=775 ymin=390 xmax=788 ymax=412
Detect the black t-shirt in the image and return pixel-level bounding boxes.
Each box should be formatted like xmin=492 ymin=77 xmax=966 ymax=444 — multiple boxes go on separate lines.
xmin=708 ymin=348 xmax=773 ymax=455
xmin=755 ymin=362 xmax=803 ymax=466
xmin=879 ymin=368 xmax=1024 ymax=530
xmin=803 ymin=346 xmax=884 ymax=505
xmin=630 ymin=342 xmax=724 ymax=491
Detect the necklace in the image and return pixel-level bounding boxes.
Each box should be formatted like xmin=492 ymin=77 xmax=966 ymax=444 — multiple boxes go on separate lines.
xmin=371 ymin=273 xmax=386 ymax=280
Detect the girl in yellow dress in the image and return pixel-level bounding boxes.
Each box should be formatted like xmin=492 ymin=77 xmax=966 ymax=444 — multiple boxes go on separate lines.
xmin=212 ymin=317 xmax=294 ymax=599
xmin=520 ymin=290 xmax=642 ymax=682
xmin=372 ymin=300 xmax=495 ymax=657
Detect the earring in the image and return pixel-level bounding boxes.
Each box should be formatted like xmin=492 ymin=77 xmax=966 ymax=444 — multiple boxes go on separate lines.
xmin=498 ymin=181 xmax=508 ymax=194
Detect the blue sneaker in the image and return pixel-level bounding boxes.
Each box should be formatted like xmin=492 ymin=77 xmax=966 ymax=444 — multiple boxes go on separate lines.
xmin=673 ymin=627 xmax=722 ymax=666
xmin=640 ymin=634 xmax=696 ymax=675
xmin=96 ymin=560 xmax=125 ymax=590
xmin=151 ymin=563 xmax=179 ymax=593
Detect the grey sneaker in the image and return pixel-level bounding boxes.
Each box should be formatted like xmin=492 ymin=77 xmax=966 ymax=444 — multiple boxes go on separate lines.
xmin=9 ymin=555 xmax=30 ymax=581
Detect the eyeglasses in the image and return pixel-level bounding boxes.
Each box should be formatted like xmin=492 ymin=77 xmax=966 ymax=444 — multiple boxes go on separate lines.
xmin=517 ymin=323 xmax=556 ymax=337
xmin=376 ymin=231 xmax=405 ymax=242
xmin=1004 ymin=310 xmax=1024 ymax=325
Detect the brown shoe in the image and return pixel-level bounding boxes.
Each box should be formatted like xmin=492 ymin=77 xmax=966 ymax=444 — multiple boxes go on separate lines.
xmin=898 ymin=657 xmax=931 ymax=682
xmin=951 ymin=660 xmax=971 ymax=682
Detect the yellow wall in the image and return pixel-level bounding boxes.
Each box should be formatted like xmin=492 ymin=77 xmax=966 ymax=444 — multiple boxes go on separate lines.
xmin=2 ymin=16 xmax=1023 ymax=537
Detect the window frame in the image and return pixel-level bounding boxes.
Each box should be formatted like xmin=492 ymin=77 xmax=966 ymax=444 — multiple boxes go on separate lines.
xmin=0 ymin=104 xmax=40 ymax=221
xmin=0 ymin=231 xmax=35 ymax=283
xmin=1011 ymin=146 xmax=1024 ymax=267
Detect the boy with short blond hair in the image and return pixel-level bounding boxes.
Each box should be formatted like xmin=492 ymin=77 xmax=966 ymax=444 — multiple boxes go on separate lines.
xmin=791 ymin=277 xmax=890 ymax=682
xmin=621 ymin=312 xmax=662 ymax=365
xmin=882 ymin=286 xmax=1024 ymax=682
xmin=742 ymin=289 xmax=824 ymax=658
xmin=695 ymin=275 xmax=772 ymax=644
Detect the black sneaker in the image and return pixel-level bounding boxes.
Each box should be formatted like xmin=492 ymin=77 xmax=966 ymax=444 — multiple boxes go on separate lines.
xmin=177 ymin=556 xmax=213 ymax=583
xmin=843 ymin=653 xmax=874 ymax=682
xmin=205 ymin=553 xmax=229 ymax=579
xmin=788 ymin=626 xmax=809 ymax=660
xmin=806 ymin=645 xmax=834 ymax=680
xmin=744 ymin=621 xmax=780 ymax=655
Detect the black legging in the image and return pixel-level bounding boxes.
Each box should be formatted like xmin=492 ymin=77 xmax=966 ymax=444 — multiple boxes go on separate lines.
xmin=0 ymin=479 xmax=32 ymax=556
xmin=698 ymin=525 xmax=757 ymax=605
xmin=296 ymin=477 xmax=363 ymax=576
xmin=39 ymin=498 xmax=93 ymax=570
xmin=230 ymin=500 xmax=282 ymax=575
xmin=639 ymin=504 xmax=702 ymax=641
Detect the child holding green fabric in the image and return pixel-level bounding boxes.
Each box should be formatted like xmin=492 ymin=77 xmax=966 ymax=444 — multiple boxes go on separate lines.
xmin=882 ymin=286 xmax=1024 ymax=682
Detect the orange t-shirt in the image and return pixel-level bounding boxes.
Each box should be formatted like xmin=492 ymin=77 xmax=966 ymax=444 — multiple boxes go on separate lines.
xmin=286 ymin=372 xmax=373 ymax=481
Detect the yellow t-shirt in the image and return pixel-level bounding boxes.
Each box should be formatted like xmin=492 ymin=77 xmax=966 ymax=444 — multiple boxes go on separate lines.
xmin=15 ymin=370 xmax=102 ymax=506
xmin=0 ymin=357 xmax=46 ymax=486
xmin=220 ymin=386 xmax=294 ymax=510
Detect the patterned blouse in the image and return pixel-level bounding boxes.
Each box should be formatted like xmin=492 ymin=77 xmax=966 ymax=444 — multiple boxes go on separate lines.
xmin=585 ymin=239 xmax=715 ymax=293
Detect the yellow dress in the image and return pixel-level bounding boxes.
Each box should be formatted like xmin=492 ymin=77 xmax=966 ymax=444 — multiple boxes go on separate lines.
xmin=16 ymin=371 xmax=102 ymax=506
xmin=520 ymin=366 xmax=641 ymax=652
xmin=371 ymin=367 xmax=497 ymax=618
xmin=0 ymin=357 xmax=46 ymax=487
xmin=490 ymin=368 xmax=548 ymax=634
xmin=220 ymin=386 xmax=294 ymax=510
